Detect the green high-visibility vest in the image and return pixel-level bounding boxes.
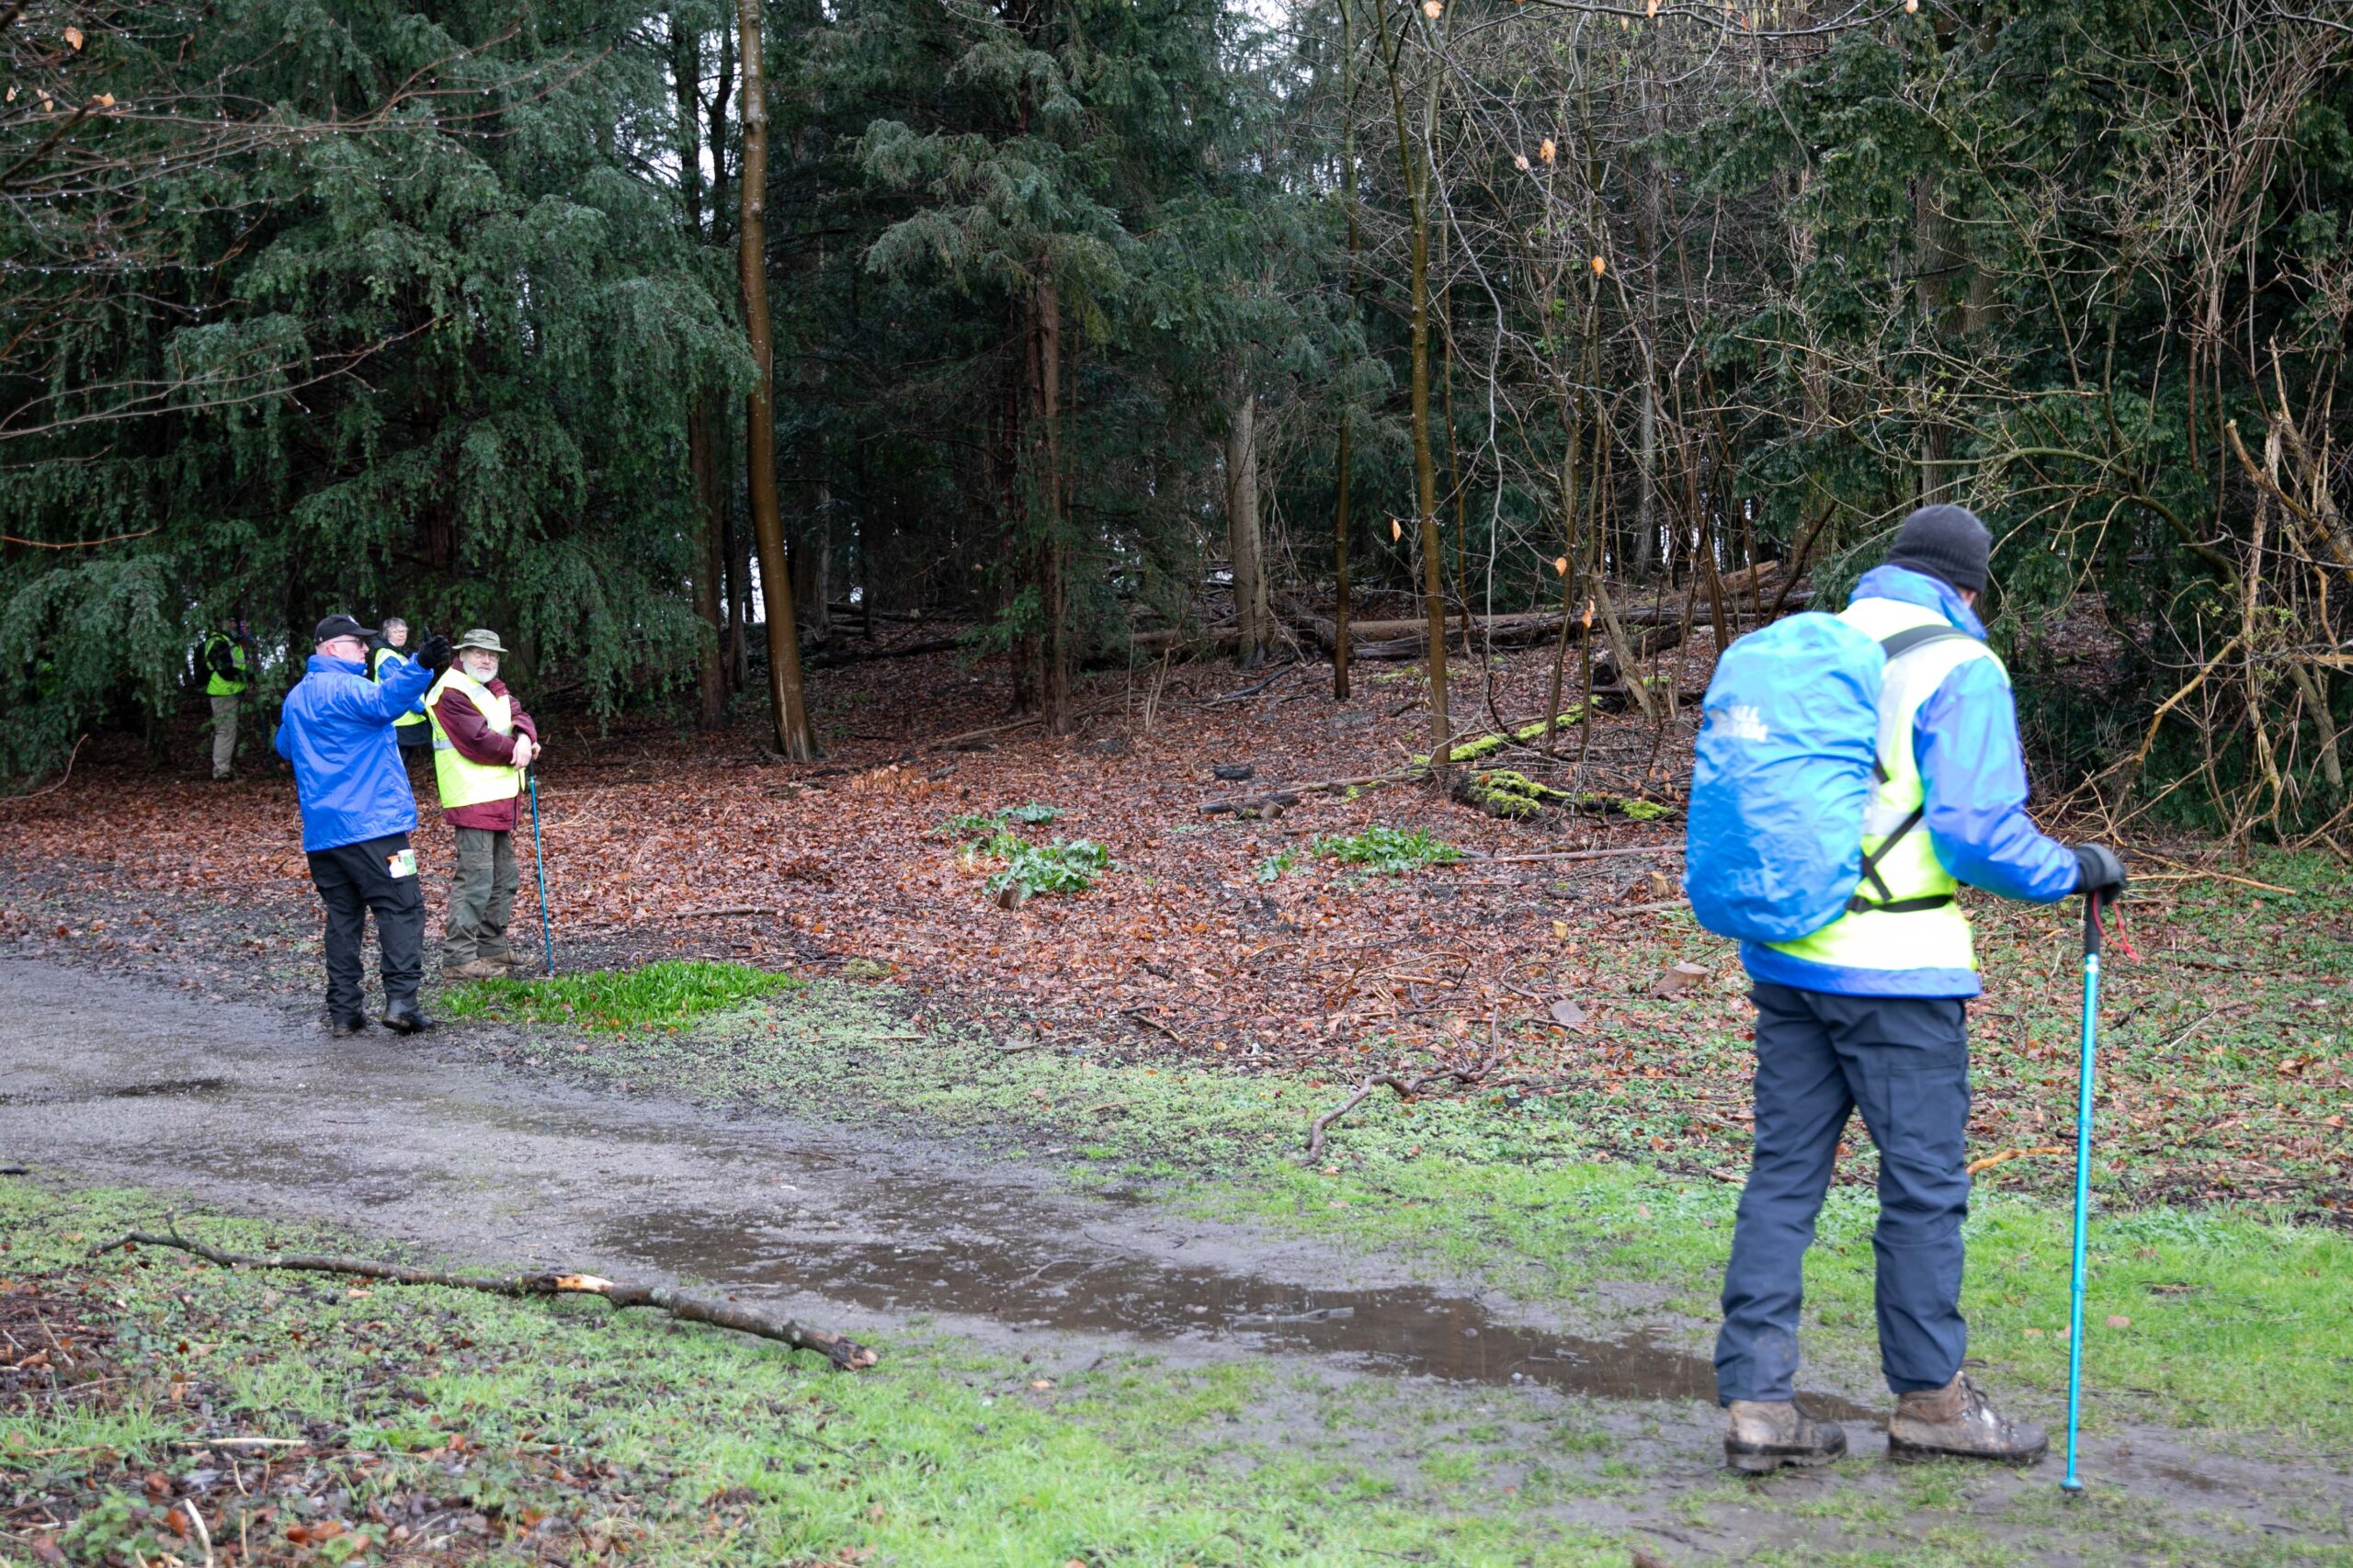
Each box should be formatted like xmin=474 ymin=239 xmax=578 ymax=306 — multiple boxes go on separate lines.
xmin=1763 ymin=596 xmax=1997 ymax=981
xmin=204 ymin=633 xmax=248 ymax=698
xmin=426 ymin=668 xmax=525 ymax=811
xmin=372 ymin=645 xmax=428 ymax=728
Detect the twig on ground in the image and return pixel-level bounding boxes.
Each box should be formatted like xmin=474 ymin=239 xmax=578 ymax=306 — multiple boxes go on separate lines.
xmin=102 ymin=1228 xmax=879 ymax=1369
xmin=0 ymin=734 xmax=87 ymax=805
xmin=1302 ymin=1069 xmax=1478 ymax=1162
xmin=1199 ymin=663 xmax=1298 ymax=706
xmin=670 ymin=904 xmax=779 ymax=919
xmin=1965 ymin=1145 xmax=2067 ymax=1176
xmin=180 ymin=1498 xmax=215 ymax=1568
xmin=1472 ymin=843 xmax=1678 ymax=866
xmin=2136 ymin=869 xmax=2298 ymax=895
xmin=1120 ymin=1007 xmax=1187 ymax=1047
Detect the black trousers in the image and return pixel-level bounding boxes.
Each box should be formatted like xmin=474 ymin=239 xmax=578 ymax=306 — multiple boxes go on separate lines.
xmin=306 ymin=832 xmax=425 ymax=1020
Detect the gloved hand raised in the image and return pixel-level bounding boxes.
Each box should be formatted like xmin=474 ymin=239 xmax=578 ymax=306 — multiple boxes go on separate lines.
xmin=417 ymin=634 xmax=453 ymax=673
xmin=2070 ymin=844 xmax=2127 ymax=899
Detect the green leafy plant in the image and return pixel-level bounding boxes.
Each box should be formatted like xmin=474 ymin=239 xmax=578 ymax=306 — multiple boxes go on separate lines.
xmin=442 ymin=960 xmax=801 ymax=1031
xmin=1312 ymin=826 xmax=1462 ymax=874
xmin=988 ymin=838 xmax=1113 ymax=898
xmin=936 ymin=802 xmax=1065 ymax=842
xmin=1256 ymin=847 xmax=1302 ymax=883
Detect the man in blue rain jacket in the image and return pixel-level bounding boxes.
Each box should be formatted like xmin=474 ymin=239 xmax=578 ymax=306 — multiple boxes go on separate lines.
xmin=1718 ymin=506 xmax=2129 ymax=1471
xmin=275 ymin=615 xmax=449 ymax=1037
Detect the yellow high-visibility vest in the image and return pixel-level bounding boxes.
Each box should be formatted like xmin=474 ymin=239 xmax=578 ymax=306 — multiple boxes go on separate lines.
xmin=205 ymin=633 xmax=248 ymax=697
xmin=372 ymin=645 xmax=428 ymax=728
xmin=1764 ymin=597 xmax=1996 ymax=978
xmin=426 ymin=669 xmax=524 ymax=811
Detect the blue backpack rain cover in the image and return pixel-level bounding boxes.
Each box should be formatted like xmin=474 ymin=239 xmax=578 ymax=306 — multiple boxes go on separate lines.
xmin=1685 ymin=612 xmax=1891 ymax=944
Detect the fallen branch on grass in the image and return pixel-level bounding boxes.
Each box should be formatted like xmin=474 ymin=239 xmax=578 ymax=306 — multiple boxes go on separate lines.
xmin=1964 ymin=1145 xmax=2067 ymax=1176
xmin=103 ymin=1229 xmax=879 ymax=1370
xmin=1302 ymin=1069 xmax=1481 ymax=1162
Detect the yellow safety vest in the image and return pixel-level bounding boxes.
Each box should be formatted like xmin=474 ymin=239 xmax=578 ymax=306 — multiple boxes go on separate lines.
xmin=372 ymin=646 xmax=427 ymax=728
xmin=1765 ymin=597 xmax=1996 ymax=979
xmin=426 ymin=669 xmax=524 ymax=811
xmin=205 ymin=634 xmax=248 ymax=698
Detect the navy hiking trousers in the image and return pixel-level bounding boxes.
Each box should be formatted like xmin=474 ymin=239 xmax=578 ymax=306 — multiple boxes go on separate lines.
xmin=1714 ymin=983 xmax=1972 ymax=1403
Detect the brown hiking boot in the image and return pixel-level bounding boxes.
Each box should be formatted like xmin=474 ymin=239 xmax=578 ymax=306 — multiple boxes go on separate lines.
xmin=1723 ymin=1399 xmax=1847 ymax=1473
xmin=1887 ymin=1374 xmax=2048 ymax=1465
xmin=443 ymin=958 xmax=505 ymax=981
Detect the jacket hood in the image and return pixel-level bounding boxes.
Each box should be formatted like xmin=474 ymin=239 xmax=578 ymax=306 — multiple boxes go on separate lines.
xmin=1849 ymin=563 xmax=1986 ymax=641
xmin=307 ymin=653 xmax=369 ymax=676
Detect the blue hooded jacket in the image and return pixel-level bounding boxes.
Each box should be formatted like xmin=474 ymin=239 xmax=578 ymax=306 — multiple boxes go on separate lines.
xmin=1739 ymin=564 xmax=2080 ymax=998
xmin=275 ymin=653 xmax=437 ymax=852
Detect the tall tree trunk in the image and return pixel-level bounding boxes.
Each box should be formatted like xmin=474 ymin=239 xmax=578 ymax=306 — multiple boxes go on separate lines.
xmin=676 ymin=22 xmax=728 ymax=731
xmin=1225 ymin=379 xmax=1270 ymax=668
xmin=1331 ymin=0 xmax=1358 ymax=702
xmin=1025 ymin=274 xmax=1070 ymax=734
xmin=737 ymin=0 xmax=818 ymax=760
xmin=710 ymin=11 xmax=746 ymax=693
xmin=792 ymin=479 xmax=829 ymax=649
xmin=1375 ymin=0 xmax=1450 ymax=771
xmin=688 ymin=399 xmax=729 ymax=728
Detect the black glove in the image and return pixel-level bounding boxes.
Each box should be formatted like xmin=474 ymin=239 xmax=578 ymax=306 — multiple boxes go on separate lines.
xmin=417 ymin=634 xmax=453 ymax=673
xmin=2071 ymin=843 xmax=2128 ymax=899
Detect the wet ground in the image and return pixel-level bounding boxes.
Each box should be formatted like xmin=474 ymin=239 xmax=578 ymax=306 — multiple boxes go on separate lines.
xmin=0 ymin=958 xmax=1746 ymax=1408
xmin=2 ymin=957 xmax=2345 ymax=1562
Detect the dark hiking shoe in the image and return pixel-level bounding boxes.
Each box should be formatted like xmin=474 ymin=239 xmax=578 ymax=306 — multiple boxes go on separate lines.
xmin=1724 ymin=1400 xmax=1847 ymax=1473
xmin=329 ymin=1015 xmax=371 ymax=1039
xmin=381 ymin=998 xmax=435 ymax=1035
xmin=1887 ymin=1375 xmax=2048 ymax=1465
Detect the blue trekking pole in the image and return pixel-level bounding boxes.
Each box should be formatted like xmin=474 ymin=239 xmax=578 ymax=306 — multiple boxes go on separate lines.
xmin=2062 ymin=890 xmax=2103 ymax=1492
xmin=528 ymin=767 xmax=555 ymax=977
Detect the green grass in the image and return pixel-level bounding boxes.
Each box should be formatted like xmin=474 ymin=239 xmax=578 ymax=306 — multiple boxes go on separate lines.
xmin=439 ymin=959 xmax=802 ymax=1032
xmin=0 ymin=1182 xmax=1643 ymax=1567
xmin=5 ymin=1182 xmax=2336 ymax=1568
xmin=481 ymin=886 xmax=2353 ymax=1453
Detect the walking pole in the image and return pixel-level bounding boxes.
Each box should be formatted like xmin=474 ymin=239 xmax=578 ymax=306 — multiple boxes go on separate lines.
xmin=2062 ymin=889 xmax=2103 ymax=1493
xmin=529 ymin=766 xmax=556 ymax=977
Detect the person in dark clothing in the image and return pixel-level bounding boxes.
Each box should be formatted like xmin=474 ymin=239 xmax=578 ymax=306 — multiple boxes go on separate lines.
xmin=1714 ymin=506 xmax=2130 ymax=1471
xmin=275 ymin=614 xmax=451 ymax=1036
xmin=202 ymin=619 xmax=257 ymax=780
xmin=425 ymin=629 xmax=542 ymax=977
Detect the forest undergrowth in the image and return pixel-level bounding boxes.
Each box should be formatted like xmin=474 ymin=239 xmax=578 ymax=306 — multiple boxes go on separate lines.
xmin=6 ymin=639 xmax=2345 ymax=1221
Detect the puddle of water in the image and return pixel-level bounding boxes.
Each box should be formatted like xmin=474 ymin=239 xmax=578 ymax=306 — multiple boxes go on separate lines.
xmin=0 ymin=1076 xmax=230 ymax=1107
xmin=598 ymin=1205 xmax=1870 ymax=1418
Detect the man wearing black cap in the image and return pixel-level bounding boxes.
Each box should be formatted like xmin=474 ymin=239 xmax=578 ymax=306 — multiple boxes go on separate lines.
xmin=1715 ymin=505 xmax=2130 ymax=1472
xmin=275 ymin=615 xmax=452 ymax=1036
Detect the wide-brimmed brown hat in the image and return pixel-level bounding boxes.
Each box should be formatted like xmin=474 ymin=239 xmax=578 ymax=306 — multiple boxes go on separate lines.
xmin=453 ymin=628 xmax=508 ymax=654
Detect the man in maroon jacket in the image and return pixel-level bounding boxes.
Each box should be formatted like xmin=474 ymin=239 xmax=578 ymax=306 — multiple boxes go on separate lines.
xmin=425 ymin=629 xmax=543 ymax=978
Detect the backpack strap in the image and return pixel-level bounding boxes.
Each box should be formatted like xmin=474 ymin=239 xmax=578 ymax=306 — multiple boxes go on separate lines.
xmin=1850 ymin=624 xmax=1976 ymax=911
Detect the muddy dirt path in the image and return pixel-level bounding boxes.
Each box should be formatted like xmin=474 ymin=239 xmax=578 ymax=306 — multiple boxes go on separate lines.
xmin=2 ymin=957 xmax=2342 ymax=1562
xmin=0 ymin=960 xmax=1742 ymax=1400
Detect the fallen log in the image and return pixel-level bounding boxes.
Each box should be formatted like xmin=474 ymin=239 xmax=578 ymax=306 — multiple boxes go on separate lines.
xmin=104 ymin=1229 xmax=880 ymax=1370
xmin=1196 ymin=772 xmax=1398 ymax=814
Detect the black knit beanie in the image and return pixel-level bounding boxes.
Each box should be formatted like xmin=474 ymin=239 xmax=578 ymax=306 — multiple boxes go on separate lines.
xmin=1885 ymin=504 xmax=1992 ymax=594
